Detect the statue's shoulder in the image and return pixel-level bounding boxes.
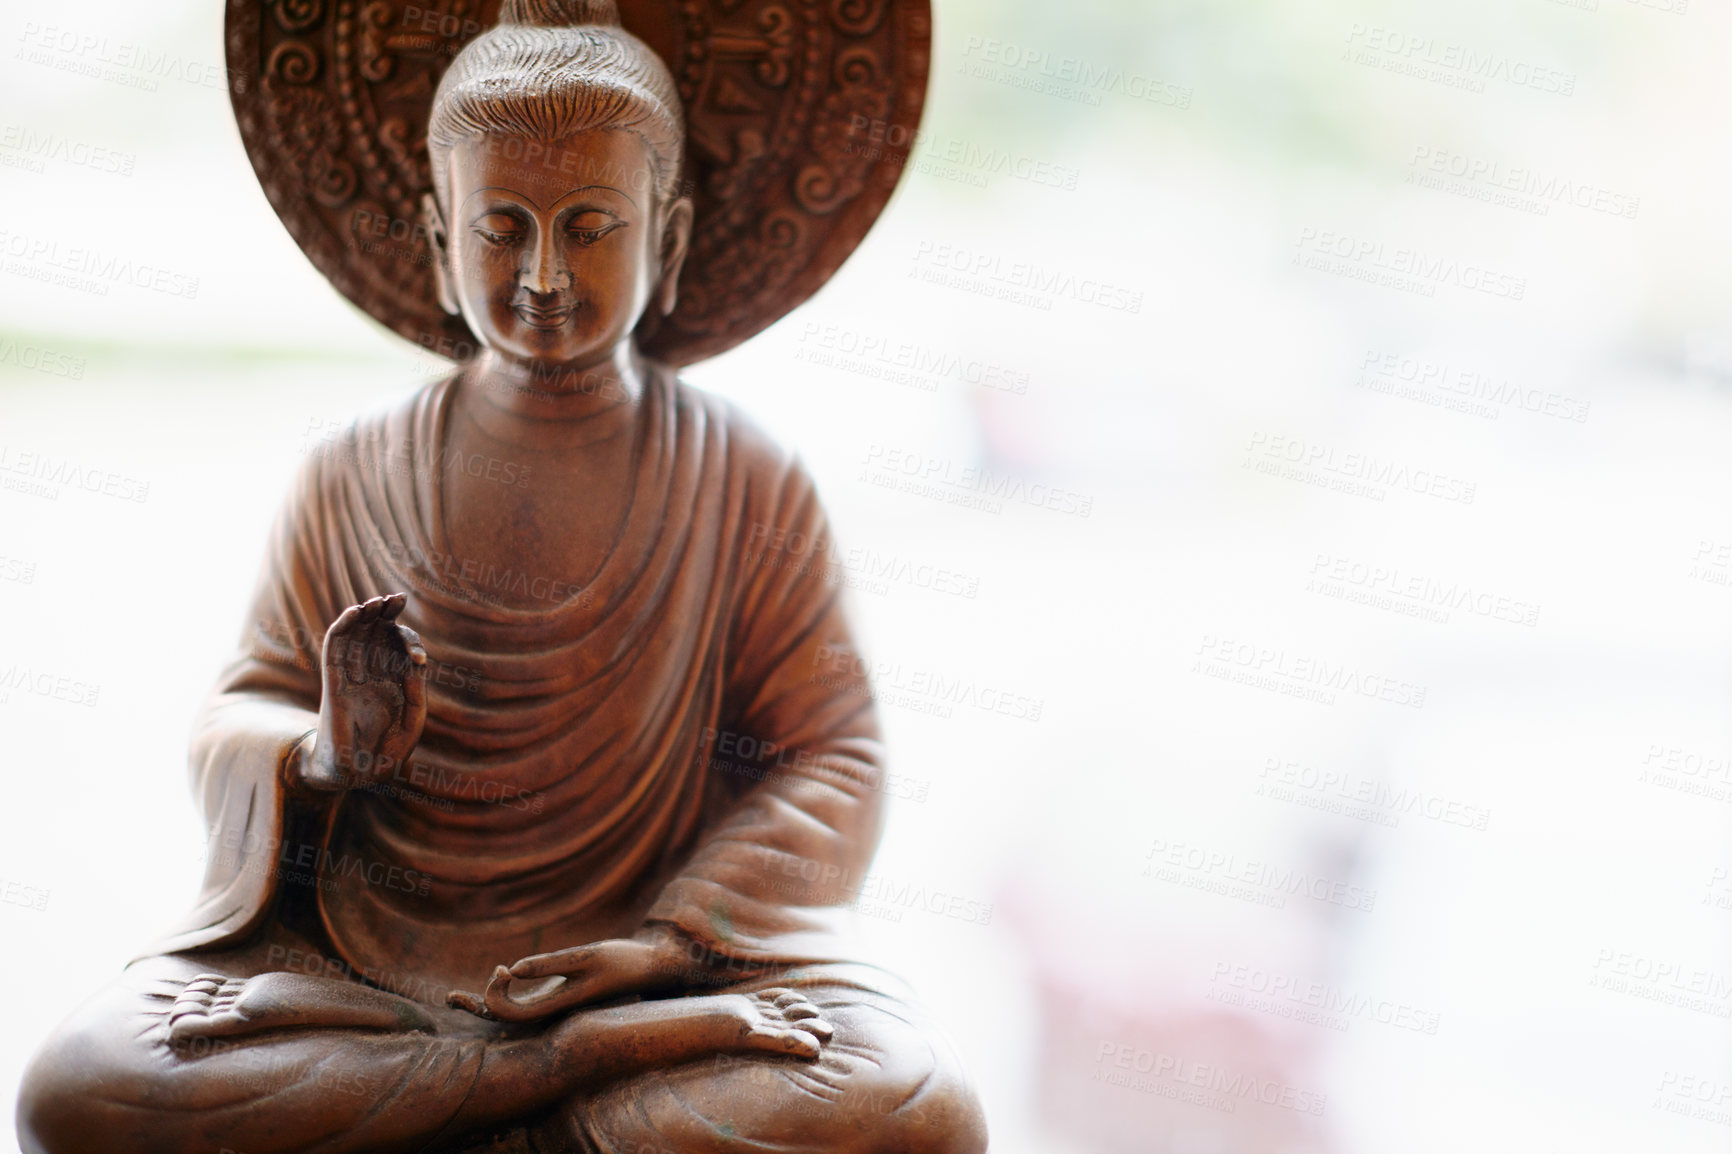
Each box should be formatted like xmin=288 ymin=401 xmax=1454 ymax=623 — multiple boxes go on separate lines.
xmin=291 ymin=372 xmax=451 ymax=495
xmin=312 ymin=372 xmax=445 ymax=442
xmin=666 ymin=372 xmax=803 ymax=484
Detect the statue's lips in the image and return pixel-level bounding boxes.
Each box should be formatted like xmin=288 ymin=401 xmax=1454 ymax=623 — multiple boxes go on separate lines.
xmin=514 ymin=303 xmax=573 ymax=329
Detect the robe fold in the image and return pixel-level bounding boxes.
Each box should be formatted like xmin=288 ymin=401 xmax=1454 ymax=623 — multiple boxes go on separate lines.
xmin=153 ymin=365 xmax=887 ymax=999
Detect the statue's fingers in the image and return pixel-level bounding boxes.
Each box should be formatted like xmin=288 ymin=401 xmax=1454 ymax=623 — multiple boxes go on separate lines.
xmin=446 ymin=989 xmax=493 ymax=1018
xmin=504 ymin=978 xmax=596 ymax=1019
xmin=509 ymin=945 xmax=598 ymax=979
xmin=369 ymin=627 xmax=405 ymax=682
xmin=395 ymin=625 xmax=428 ymax=682
xmin=395 ymin=623 xmax=426 ymax=661
xmin=348 ymin=602 xmax=382 ymax=648
xmin=400 ymin=639 xmax=428 ymax=717
xmin=323 ymin=605 xmax=363 ymax=654
xmin=380 ymin=592 xmax=409 ymax=621
xmin=482 ymin=967 xmax=530 ymax=1021
xmin=482 ymin=968 xmax=588 ymax=1022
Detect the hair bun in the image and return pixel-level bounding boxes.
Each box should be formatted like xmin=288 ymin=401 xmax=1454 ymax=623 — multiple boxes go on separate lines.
xmin=497 ymin=0 xmax=621 ymax=27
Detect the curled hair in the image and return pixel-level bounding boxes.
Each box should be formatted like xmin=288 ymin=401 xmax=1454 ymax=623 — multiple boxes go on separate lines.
xmin=427 ymin=0 xmax=684 ymax=211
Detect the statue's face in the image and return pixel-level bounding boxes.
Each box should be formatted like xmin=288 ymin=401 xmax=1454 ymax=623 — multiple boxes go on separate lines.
xmin=433 ymin=128 xmax=683 ymax=370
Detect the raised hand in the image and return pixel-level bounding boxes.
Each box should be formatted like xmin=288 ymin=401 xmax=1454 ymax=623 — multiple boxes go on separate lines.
xmin=297 ymin=593 xmax=428 ymax=792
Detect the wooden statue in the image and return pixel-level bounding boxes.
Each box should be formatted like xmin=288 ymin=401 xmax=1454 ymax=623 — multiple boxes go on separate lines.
xmin=16 ymin=1 xmax=986 ymax=1150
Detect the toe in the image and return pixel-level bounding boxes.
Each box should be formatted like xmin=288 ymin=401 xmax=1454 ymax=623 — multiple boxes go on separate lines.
xmin=166 ymin=1014 xmax=212 ymax=1045
xmin=751 ymin=1024 xmax=821 ymax=1059
xmin=795 ymin=1015 xmax=835 ymax=1043
xmin=779 ymin=1029 xmax=822 ymax=1059
xmin=170 ymin=990 xmax=212 ymax=1016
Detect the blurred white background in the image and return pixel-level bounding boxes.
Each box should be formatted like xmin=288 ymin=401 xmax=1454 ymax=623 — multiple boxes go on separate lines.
xmin=5 ymin=0 xmax=1732 ymax=1150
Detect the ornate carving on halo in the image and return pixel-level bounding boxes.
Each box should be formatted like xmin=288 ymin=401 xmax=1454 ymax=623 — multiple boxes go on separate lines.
xmin=264 ymin=84 xmax=360 ymax=207
xmin=379 ymin=116 xmax=430 ymax=191
xmin=678 ymin=207 xmax=807 ymax=338
xmin=752 ymin=5 xmax=793 ymax=86
xmin=267 ymin=40 xmax=322 ymax=83
xmin=227 ymin=0 xmax=930 ymax=365
xmin=705 ymin=128 xmax=766 ymax=200
xmin=272 ymin=0 xmax=327 ymax=33
xmin=830 ymin=0 xmax=887 ymax=38
xmin=359 ymin=1 xmax=397 ymax=82
xmin=313 ymin=153 xmax=361 ymax=205
xmin=795 ymin=45 xmax=889 ymax=215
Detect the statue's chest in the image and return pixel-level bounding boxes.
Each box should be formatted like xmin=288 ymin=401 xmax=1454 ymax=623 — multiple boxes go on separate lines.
xmin=436 ymin=430 xmax=636 ymax=608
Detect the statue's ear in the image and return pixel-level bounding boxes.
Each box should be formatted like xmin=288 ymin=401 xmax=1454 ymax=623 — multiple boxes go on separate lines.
xmin=423 ymin=193 xmax=460 ymax=316
xmin=656 ymin=194 xmax=694 ymax=317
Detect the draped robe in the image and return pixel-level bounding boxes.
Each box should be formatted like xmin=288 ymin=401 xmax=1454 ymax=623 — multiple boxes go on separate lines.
xmin=164 ymin=365 xmax=886 ymax=999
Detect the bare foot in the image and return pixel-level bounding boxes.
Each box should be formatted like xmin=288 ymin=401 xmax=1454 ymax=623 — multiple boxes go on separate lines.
xmin=722 ymin=987 xmax=836 ymax=1060
xmin=167 ymin=972 xmax=436 ymax=1045
xmin=537 ymin=984 xmax=836 ymax=1080
xmin=438 ymin=986 xmax=840 ymax=1133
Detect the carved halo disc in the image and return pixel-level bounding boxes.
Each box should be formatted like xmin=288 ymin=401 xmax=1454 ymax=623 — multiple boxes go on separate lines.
xmin=225 ymin=0 xmax=931 ymax=365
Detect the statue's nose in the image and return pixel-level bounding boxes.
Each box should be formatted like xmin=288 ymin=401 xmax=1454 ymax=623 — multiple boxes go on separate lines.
xmin=521 ymin=232 xmax=571 ymax=295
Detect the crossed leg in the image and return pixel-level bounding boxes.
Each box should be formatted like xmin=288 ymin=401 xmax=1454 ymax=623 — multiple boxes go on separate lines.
xmin=18 ymin=954 xmax=839 ymax=1154
xmin=529 ymin=965 xmax=989 ymax=1154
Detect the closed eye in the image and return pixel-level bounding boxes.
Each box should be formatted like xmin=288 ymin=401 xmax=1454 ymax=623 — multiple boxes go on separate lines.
xmin=471 ymin=210 xmax=527 ymax=247
xmin=571 ymin=223 xmax=625 ymax=245
xmin=567 ymin=211 xmax=626 ymax=245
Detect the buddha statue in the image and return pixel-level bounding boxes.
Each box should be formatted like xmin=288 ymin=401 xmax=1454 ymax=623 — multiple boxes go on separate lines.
xmin=15 ymin=1 xmax=986 ymax=1150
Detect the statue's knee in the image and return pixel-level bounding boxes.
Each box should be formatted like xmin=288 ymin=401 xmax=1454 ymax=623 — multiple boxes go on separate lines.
xmin=17 ymin=972 xmax=178 ymax=1154
xmin=884 ymin=1065 xmax=988 ymax=1154
xmin=16 ymin=1018 xmax=111 ymax=1154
